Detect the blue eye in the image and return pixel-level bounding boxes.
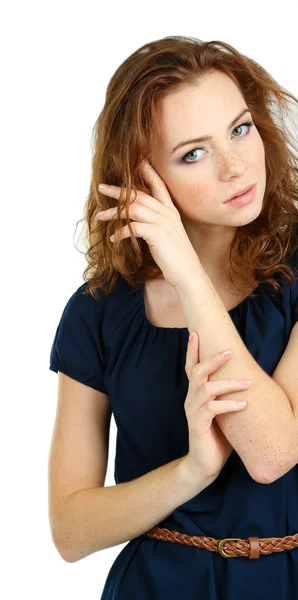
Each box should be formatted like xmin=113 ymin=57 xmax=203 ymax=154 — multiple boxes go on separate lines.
xmin=181 ymin=121 xmax=255 ymax=164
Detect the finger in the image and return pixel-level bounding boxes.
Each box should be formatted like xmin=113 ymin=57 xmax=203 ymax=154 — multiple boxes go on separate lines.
xmin=185 ymin=331 xmax=201 ymax=379
xmin=141 ymin=160 xmax=177 ymax=210
xmin=97 ymin=202 xmax=162 ymax=224
xmin=110 ymin=221 xmax=153 ymax=243
xmin=191 ymin=348 xmax=233 ymax=381
xmin=196 ymin=397 xmax=247 ymax=431
xmin=98 ymin=183 xmax=170 ymax=217
xmin=186 ymin=378 xmax=249 ymax=413
xmin=185 ymin=331 xmax=197 ymax=373
xmin=199 ymin=378 xmax=251 ymax=403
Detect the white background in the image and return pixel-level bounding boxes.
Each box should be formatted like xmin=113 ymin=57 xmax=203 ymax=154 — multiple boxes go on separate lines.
xmin=1 ymin=0 xmax=297 ymax=598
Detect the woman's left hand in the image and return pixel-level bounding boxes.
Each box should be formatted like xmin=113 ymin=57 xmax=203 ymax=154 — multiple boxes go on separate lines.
xmin=96 ymin=160 xmax=201 ymax=289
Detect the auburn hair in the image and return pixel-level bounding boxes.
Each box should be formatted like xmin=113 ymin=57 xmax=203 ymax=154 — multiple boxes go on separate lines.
xmin=74 ymin=35 xmax=298 ymax=303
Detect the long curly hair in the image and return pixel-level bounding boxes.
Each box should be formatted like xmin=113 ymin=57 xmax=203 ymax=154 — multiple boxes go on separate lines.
xmin=75 ymin=35 xmax=298 ymax=303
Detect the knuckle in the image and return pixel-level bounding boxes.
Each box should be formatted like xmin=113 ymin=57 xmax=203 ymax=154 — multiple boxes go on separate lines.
xmin=187 ymin=363 xmax=198 ymax=378
xmin=132 ymin=222 xmax=141 ymax=233
xmin=201 ymin=381 xmax=209 ymax=394
xmin=172 ymin=208 xmax=180 ymax=220
xmin=193 ymin=363 xmax=202 ymax=375
xmin=130 ymin=189 xmax=138 ymax=200
xmin=206 ymin=399 xmax=215 ymax=412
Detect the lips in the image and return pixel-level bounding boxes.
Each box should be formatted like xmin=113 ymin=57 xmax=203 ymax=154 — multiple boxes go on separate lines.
xmin=224 ymin=183 xmax=256 ymax=203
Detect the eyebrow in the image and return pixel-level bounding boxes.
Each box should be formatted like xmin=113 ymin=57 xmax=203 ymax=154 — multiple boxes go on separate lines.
xmin=170 ymin=108 xmax=252 ymax=155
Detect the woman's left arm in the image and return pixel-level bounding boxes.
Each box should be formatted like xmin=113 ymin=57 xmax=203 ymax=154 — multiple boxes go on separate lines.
xmin=175 ymin=266 xmax=297 ymax=485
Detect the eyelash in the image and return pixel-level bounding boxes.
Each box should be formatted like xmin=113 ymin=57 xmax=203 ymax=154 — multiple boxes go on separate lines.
xmin=181 ymin=121 xmax=255 ymax=164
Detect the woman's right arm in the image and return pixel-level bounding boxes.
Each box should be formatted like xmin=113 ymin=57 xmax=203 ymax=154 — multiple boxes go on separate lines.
xmin=48 ymin=371 xmax=215 ymax=564
xmin=57 ymin=455 xmax=212 ymax=563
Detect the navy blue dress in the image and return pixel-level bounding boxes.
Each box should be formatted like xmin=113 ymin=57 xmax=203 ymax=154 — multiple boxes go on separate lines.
xmin=49 ymin=250 xmax=298 ymax=599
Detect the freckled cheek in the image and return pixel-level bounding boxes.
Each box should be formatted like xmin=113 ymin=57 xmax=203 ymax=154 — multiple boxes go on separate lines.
xmin=161 ymin=167 xmax=212 ymax=212
xmin=162 ymin=175 xmax=196 ymax=206
xmin=251 ymin=136 xmax=266 ymax=168
xmin=171 ymin=182 xmax=210 ymax=215
xmin=252 ymin=145 xmax=266 ymax=184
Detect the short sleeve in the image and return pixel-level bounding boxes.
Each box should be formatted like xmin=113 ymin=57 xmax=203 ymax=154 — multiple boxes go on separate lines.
xmin=289 ymin=229 xmax=298 ymax=324
xmin=293 ymin=273 xmax=298 ymax=324
xmin=49 ymin=284 xmax=108 ymax=394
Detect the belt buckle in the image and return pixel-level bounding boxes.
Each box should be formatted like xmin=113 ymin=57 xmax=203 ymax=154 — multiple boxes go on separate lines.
xmin=218 ymin=537 xmax=241 ymax=558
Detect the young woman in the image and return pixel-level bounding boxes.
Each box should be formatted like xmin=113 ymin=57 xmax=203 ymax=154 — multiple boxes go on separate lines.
xmin=48 ymin=35 xmax=298 ymax=598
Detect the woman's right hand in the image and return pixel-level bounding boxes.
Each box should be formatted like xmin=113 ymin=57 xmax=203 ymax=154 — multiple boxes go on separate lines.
xmin=182 ymin=331 xmax=251 ymax=482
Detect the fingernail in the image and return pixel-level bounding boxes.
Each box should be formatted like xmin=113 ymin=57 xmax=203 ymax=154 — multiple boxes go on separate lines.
xmin=189 ymin=332 xmax=195 ymax=343
xmin=221 ymin=349 xmax=232 ymax=356
xmin=98 ymin=184 xmax=109 ymax=189
xmin=238 ymin=379 xmax=251 ymax=387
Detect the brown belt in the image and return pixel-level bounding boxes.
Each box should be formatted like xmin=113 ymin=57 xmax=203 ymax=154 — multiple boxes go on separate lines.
xmin=144 ymin=527 xmax=298 ymax=559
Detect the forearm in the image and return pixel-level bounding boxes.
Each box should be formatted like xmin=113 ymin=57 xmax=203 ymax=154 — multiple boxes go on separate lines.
xmin=175 ymin=267 xmax=296 ymax=484
xmin=56 ymin=456 xmax=212 ymax=563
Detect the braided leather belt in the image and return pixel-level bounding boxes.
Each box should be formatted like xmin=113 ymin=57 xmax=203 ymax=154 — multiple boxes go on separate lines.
xmin=144 ymin=527 xmax=298 ymax=559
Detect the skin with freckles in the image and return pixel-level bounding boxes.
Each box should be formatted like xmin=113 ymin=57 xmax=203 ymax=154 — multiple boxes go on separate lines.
xmin=149 ymin=69 xmax=267 ymax=283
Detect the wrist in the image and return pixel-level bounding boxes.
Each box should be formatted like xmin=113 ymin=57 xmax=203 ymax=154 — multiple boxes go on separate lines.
xmin=174 ymin=263 xmax=206 ymax=296
xmin=177 ymin=455 xmax=218 ymax=493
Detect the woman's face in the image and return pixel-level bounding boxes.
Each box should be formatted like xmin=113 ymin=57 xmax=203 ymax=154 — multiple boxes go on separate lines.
xmin=149 ymin=70 xmax=266 ymax=270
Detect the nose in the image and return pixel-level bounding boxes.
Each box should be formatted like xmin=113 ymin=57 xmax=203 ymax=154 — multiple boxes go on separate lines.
xmin=218 ymin=150 xmax=247 ymax=181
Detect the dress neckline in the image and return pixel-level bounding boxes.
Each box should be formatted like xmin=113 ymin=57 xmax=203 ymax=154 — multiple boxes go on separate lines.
xmin=140 ymin=280 xmax=263 ymax=332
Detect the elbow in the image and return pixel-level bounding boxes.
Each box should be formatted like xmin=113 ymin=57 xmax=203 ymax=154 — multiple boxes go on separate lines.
xmin=51 ymin=529 xmax=100 ymax=563
xmin=250 ymin=463 xmax=289 ymax=485
xmin=58 ymin=547 xmax=78 ymax=563
xmin=50 ymin=524 xmax=78 ymax=563
xmin=245 ymin=460 xmax=277 ymax=485
xmin=251 ymin=470 xmax=276 ymax=485
xmin=52 ymin=535 xmax=78 ymax=563
xmin=250 ymin=455 xmax=294 ymax=485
